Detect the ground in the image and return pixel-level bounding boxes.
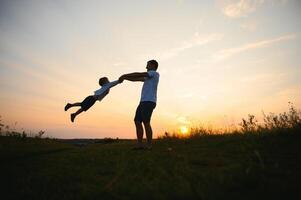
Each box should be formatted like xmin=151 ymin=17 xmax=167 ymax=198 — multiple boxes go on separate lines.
xmin=0 ymin=132 xmax=300 ymax=200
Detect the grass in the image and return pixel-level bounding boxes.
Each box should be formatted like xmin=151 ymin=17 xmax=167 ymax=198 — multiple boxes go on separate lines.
xmin=0 ymin=129 xmax=301 ymax=200
xmin=0 ymin=105 xmax=301 ymax=199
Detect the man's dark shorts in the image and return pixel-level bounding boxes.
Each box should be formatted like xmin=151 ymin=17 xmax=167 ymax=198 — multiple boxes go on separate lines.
xmin=134 ymin=101 xmax=156 ymax=123
xmin=81 ymin=95 xmax=97 ymax=111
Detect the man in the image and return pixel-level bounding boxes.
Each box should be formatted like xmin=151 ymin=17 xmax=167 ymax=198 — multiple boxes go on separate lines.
xmin=119 ymin=60 xmax=159 ymax=150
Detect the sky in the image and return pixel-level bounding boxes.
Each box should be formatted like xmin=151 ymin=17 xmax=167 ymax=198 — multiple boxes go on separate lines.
xmin=0 ymin=0 xmax=300 ymax=139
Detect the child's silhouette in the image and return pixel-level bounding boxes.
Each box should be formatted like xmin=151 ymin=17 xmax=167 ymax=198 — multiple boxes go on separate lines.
xmin=64 ymin=77 xmax=121 ymax=122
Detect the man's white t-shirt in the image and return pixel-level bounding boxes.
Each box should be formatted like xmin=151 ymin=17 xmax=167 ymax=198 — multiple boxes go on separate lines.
xmin=94 ymin=80 xmax=119 ymax=101
xmin=140 ymin=70 xmax=160 ymax=103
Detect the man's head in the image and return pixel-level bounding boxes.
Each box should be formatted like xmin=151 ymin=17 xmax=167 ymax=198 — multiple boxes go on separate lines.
xmin=146 ymin=60 xmax=158 ymax=71
xmin=99 ymin=77 xmax=109 ymax=86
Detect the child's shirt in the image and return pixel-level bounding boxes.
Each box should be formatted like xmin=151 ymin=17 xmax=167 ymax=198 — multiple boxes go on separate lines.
xmin=94 ymin=80 xmax=120 ymax=101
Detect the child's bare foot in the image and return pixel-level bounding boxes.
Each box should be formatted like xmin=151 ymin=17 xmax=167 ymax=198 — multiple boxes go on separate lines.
xmin=71 ymin=113 xmax=76 ymax=122
xmin=64 ymin=103 xmax=72 ymax=111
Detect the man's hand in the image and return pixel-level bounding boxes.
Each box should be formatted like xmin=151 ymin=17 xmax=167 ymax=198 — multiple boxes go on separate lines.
xmin=118 ymin=75 xmax=125 ymax=83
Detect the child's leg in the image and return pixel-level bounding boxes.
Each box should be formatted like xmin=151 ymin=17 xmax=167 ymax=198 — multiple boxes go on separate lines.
xmin=65 ymin=102 xmax=81 ymax=111
xmin=69 ymin=96 xmax=96 ymax=122
xmin=71 ymin=108 xmax=84 ymax=122
xmin=71 ymin=103 xmax=81 ymax=106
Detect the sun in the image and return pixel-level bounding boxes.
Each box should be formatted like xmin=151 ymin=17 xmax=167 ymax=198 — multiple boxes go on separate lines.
xmin=180 ymin=126 xmax=189 ymax=135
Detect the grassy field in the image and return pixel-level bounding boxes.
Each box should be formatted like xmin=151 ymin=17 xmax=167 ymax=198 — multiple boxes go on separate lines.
xmin=1 ymin=130 xmax=300 ymax=200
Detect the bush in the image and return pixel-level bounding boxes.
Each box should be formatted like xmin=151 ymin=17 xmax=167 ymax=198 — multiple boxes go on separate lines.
xmin=161 ymin=103 xmax=301 ymax=139
xmin=0 ymin=115 xmax=46 ymax=139
xmin=240 ymin=103 xmax=301 ymax=133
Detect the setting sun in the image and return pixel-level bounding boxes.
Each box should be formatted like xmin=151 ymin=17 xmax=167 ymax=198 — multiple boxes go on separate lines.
xmin=180 ymin=126 xmax=189 ymax=135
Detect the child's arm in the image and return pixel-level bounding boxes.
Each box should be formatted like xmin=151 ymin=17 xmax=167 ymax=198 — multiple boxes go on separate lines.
xmin=106 ymin=80 xmax=121 ymax=88
xmin=94 ymin=80 xmax=121 ymax=100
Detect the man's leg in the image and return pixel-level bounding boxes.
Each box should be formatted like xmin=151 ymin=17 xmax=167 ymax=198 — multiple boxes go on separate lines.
xmin=140 ymin=102 xmax=156 ymax=149
xmin=143 ymin=122 xmax=153 ymax=148
xmin=135 ymin=121 xmax=144 ymax=147
xmin=71 ymin=108 xmax=84 ymax=122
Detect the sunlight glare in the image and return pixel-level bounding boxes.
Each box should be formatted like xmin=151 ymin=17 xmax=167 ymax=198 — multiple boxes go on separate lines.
xmin=180 ymin=126 xmax=189 ymax=135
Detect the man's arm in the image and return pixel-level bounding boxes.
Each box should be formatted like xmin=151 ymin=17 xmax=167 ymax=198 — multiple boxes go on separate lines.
xmin=122 ymin=77 xmax=146 ymax=82
xmin=119 ymin=72 xmax=149 ymax=82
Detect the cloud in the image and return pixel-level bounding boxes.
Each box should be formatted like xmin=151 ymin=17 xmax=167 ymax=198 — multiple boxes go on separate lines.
xmin=240 ymin=20 xmax=258 ymax=31
xmin=177 ymin=0 xmax=185 ymax=4
xmin=221 ymin=0 xmax=288 ymax=18
xmin=113 ymin=61 xmax=126 ymax=67
xmin=240 ymin=72 xmax=289 ymax=90
xmin=177 ymin=116 xmax=192 ymax=125
xmin=157 ymin=33 xmax=224 ymax=61
xmin=177 ymin=92 xmax=208 ymax=101
xmin=223 ymin=0 xmax=262 ymax=18
xmin=213 ymin=33 xmax=296 ymax=61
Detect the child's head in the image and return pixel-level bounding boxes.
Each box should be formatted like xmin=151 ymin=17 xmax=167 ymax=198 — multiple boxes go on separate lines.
xmin=99 ymin=77 xmax=109 ymax=86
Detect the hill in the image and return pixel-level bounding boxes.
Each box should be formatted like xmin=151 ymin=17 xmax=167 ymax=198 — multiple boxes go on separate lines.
xmin=0 ymin=130 xmax=300 ymax=199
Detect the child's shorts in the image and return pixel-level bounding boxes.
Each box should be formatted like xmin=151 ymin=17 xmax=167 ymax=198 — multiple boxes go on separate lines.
xmin=81 ymin=95 xmax=97 ymax=111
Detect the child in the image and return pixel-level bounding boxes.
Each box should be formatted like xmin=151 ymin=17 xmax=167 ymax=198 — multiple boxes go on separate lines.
xmin=64 ymin=77 xmax=121 ymax=122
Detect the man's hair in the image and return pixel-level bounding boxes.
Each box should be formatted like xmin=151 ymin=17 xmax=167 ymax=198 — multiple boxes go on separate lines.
xmin=148 ymin=60 xmax=158 ymax=70
xmin=99 ymin=77 xmax=109 ymax=86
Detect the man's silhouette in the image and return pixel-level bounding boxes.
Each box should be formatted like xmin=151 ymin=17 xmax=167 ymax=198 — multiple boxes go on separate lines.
xmin=119 ymin=60 xmax=159 ymax=150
